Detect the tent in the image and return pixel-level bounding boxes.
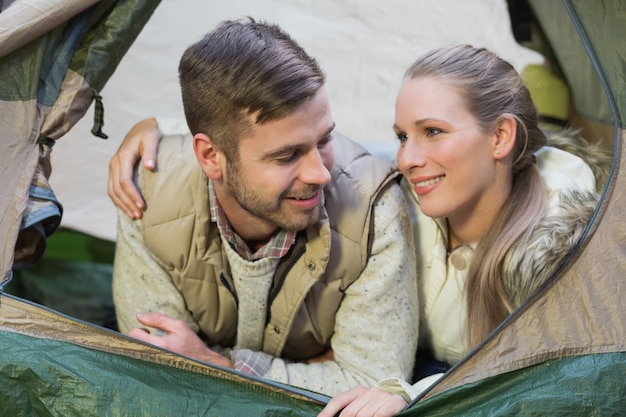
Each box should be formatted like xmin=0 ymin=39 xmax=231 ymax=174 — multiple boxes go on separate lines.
xmin=1 ymin=0 xmax=624 ymax=415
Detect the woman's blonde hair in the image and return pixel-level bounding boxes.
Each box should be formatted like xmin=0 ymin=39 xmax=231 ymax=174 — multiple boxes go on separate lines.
xmin=405 ymin=45 xmax=548 ymax=346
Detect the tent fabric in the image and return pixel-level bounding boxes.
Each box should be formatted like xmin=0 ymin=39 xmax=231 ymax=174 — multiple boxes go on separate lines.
xmin=528 ymin=0 xmax=625 ymax=152
xmin=4 ymin=258 xmax=115 ymax=328
xmin=0 ymin=0 xmax=99 ymax=59
xmin=0 ymin=294 xmax=326 ymax=417
xmin=0 ymin=0 xmax=625 ymax=415
xmin=529 ymin=1 xmax=613 ymax=127
xmin=0 ymin=0 xmax=160 ymax=283
xmin=4 ymin=228 xmax=116 ymax=329
xmin=566 ymin=0 xmax=626 ymax=128
xmin=403 ymin=353 xmax=626 ymax=416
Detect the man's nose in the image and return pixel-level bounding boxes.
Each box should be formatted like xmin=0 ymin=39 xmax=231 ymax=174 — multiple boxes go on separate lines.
xmin=300 ymin=149 xmax=331 ymax=186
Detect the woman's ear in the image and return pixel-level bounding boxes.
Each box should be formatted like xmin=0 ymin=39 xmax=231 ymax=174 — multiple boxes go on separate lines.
xmin=492 ymin=114 xmax=517 ymax=160
xmin=193 ymin=133 xmax=223 ymax=180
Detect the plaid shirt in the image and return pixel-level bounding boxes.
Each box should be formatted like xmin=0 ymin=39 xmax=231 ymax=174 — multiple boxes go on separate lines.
xmin=208 ymin=180 xmax=296 ymax=261
xmin=208 ymin=181 xmax=297 ymax=376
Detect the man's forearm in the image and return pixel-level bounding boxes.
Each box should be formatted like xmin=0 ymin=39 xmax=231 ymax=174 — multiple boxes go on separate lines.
xmin=112 ymin=208 xmax=198 ymax=334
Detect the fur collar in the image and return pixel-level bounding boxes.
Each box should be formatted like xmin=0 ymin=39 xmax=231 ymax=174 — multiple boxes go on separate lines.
xmin=503 ymin=128 xmax=611 ymax=306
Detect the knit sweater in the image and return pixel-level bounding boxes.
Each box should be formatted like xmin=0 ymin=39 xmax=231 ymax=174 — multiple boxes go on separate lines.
xmin=221 ymin=233 xmax=278 ymax=351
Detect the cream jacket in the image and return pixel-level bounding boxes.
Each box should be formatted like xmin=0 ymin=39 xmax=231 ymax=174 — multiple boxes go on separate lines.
xmin=412 ymin=146 xmax=597 ymax=366
xmin=398 ymin=144 xmax=601 ymax=400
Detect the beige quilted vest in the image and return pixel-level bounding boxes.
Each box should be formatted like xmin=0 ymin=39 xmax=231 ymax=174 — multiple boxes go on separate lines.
xmin=139 ymin=132 xmax=400 ymax=359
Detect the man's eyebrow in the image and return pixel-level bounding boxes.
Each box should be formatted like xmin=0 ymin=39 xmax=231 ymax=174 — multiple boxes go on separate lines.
xmin=262 ymin=124 xmax=336 ymax=159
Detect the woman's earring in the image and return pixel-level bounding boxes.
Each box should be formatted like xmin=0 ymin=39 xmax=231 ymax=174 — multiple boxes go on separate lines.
xmin=495 ymin=149 xmax=501 ymax=155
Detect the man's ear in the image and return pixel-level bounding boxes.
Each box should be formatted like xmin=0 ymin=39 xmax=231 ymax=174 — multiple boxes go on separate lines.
xmin=492 ymin=114 xmax=517 ymax=160
xmin=193 ymin=133 xmax=223 ymax=180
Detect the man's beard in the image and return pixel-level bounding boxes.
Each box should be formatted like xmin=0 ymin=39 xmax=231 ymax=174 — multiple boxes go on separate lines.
xmin=225 ymin=163 xmax=323 ymax=232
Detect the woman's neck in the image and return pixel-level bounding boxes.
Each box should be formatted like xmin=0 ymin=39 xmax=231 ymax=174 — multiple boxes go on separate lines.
xmin=446 ymin=171 xmax=512 ymax=251
xmin=446 ymin=201 xmax=507 ymax=252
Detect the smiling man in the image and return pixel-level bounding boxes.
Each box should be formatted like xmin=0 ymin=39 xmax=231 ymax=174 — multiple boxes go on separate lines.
xmin=110 ymin=19 xmax=418 ymax=396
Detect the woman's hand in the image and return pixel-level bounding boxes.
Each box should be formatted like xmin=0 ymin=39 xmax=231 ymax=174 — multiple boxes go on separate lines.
xmin=318 ymin=386 xmax=407 ymax=417
xmin=107 ymin=117 xmax=160 ymax=219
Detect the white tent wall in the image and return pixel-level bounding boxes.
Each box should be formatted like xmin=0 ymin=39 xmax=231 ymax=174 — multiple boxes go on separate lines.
xmin=50 ymin=0 xmax=544 ymax=242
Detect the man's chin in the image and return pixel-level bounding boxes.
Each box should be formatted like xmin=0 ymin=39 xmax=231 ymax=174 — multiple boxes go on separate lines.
xmin=278 ymin=207 xmax=321 ymax=232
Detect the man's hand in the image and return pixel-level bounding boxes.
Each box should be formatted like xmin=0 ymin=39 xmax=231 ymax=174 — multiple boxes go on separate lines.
xmin=129 ymin=312 xmax=233 ymax=368
xmin=317 ymin=386 xmax=407 ymax=417
xmin=107 ymin=117 xmax=161 ymax=220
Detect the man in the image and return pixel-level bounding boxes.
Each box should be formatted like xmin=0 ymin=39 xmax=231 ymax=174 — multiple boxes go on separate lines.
xmin=110 ymin=18 xmax=417 ymax=396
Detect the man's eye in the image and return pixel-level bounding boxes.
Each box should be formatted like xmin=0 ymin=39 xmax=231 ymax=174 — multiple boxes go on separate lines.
xmin=318 ymin=136 xmax=333 ymax=147
xmin=277 ymin=153 xmax=298 ymax=164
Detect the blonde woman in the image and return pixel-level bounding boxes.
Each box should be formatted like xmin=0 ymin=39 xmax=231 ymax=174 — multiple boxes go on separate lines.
xmin=319 ymin=45 xmax=605 ymax=416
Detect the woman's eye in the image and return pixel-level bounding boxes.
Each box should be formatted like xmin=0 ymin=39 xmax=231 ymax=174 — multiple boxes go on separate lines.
xmin=426 ymin=128 xmax=442 ymax=136
xmin=395 ymin=132 xmax=408 ymax=143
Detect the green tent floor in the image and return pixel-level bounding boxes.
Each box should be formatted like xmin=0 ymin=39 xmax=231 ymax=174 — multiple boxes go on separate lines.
xmin=4 ymin=228 xmax=117 ymax=329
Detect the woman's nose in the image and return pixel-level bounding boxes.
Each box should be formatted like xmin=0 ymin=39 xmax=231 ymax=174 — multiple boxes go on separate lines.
xmin=396 ymin=138 xmax=426 ymax=172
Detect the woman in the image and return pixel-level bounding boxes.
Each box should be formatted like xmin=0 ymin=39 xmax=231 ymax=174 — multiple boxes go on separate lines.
xmin=318 ymin=44 xmax=606 ymax=416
